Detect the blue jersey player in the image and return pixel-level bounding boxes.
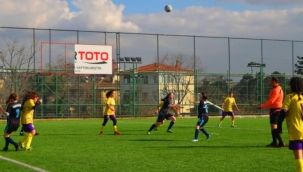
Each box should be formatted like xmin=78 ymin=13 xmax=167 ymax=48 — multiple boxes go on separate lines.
xmin=192 ymin=92 xmax=211 ymax=142
xmin=0 ymin=93 xmax=22 ymax=151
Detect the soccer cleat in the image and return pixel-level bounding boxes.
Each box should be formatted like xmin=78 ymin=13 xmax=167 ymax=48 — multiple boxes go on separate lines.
xmin=231 ymin=125 xmax=236 ymax=128
xmin=35 ymin=132 xmax=39 ymax=136
xmin=147 ymin=131 xmax=151 ymax=135
xmin=114 ymin=131 xmax=121 ymax=135
xmin=19 ymin=142 xmax=25 ymax=150
xmin=217 ymin=125 xmax=220 ymax=128
xmin=266 ymin=142 xmax=278 ymax=147
xmin=19 ymin=132 xmax=25 ymax=136
xmin=99 ymin=131 xmax=103 ymax=136
xmin=167 ymin=130 xmax=173 ymax=133
xmin=277 ymin=142 xmax=286 ymax=148
xmin=207 ymin=135 xmax=211 ymax=140
xmin=26 ymin=147 xmax=33 ymax=151
xmin=192 ymin=139 xmax=198 ymax=142
xmin=2 ymin=147 xmax=8 ymax=151
xmin=14 ymin=143 xmax=19 ymax=151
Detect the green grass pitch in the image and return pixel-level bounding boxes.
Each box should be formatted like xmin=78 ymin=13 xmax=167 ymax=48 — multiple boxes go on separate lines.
xmin=0 ymin=117 xmax=294 ymax=172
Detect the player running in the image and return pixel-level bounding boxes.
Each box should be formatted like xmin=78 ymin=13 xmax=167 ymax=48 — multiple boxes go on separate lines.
xmin=0 ymin=93 xmax=22 ymax=151
xmin=147 ymin=92 xmax=179 ymax=135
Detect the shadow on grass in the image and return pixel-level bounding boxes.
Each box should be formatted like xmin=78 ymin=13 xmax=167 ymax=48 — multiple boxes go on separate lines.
xmin=129 ymin=139 xmax=176 ymax=142
xmin=167 ymin=145 xmax=278 ymax=149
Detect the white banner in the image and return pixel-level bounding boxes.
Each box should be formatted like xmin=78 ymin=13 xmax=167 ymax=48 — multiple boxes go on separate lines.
xmin=74 ymin=44 xmax=113 ymax=74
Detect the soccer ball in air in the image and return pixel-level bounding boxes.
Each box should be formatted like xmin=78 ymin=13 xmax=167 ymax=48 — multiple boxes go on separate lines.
xmin=165 ymin=5 xmax=172 ymax=12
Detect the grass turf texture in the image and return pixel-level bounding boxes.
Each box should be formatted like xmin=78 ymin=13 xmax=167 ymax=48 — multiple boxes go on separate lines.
xmin=0 ymin=117 xmax=294 ymax=172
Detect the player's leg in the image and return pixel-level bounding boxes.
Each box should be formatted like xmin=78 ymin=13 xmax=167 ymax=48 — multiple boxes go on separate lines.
xmin=278 ymin=111 xmax=286 ymax=134
xmin=19 ymin=126 xmax=25 ymax=136
xmin=192 ymin=123 xmax=201 ymax=142
xmin=23 ymin=124 xmax=35 ymax=151
xmin=218 ymin=112 xmax=226 ymax=127
xmin=200 ymin=115 xmax=210 ymax=140
xmin=290 ymin=141 xmax=303 ymax=172
xmin=154 ymin=119 xmax=165 ymax=131
xmin=166 ymin=114 xmax=176 ymax=133
xmin=3 ymin=125 xmax=19 ymax=151
xmin=273 ymin=112 xmax=285 ymax=146
xmin=230 ymin=112 xmax=235 ymax=127
xmin=268 ymin=111 xmax=281 ymax=147
xmin=147 ymin=115 xmax=164 ymax=134
xmin=110 ymin=115 xmax=121 ymax=135
xmin=100 ymin=115 xmax=109 ymax=135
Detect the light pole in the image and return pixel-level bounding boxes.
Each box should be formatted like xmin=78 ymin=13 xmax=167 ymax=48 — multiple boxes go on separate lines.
xmin=118 ymin=57 xmax=142 ymax=116
xmin=247 ymin=62 xmax=266 ymax=113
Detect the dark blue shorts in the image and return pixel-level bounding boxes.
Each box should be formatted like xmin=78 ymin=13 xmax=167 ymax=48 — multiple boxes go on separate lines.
xmin=196 ymin=114 xmax=209 ymax=127
xmin=156 ymin=113 xmax=173 ymax=122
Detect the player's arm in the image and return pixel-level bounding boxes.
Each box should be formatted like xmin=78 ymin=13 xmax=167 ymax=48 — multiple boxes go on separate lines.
xmin=281 ymin=94 xmax=291 ymax=118
xmin=234 ymin=101 xmax=240 ymax=112
xmin=258 ymin=88 xmax=279 ymax=109
xmin=169 ymin=103 xmax=180 ymax=111
xmin=221 ymin=100 xmax=225 ymax=109
xmin=0 ymin=105 xmax=8 ymax=116
xmin=155 ymin=102 xmax=164 ymax=114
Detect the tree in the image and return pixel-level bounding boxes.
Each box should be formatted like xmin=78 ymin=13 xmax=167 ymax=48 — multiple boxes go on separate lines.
xmin=295 ymin=56 xmax=303 ymax=75
xmin=0 ymin=39 xmax=39 ymax=97
xmin=157 ymin=53 xmax=205 ymax=104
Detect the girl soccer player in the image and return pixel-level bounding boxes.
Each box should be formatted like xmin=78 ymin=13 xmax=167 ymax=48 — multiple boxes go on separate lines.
xmin=0 ymin=93 xmax=22 ymax=151
xmin=19 ymin=91 xmax=42 ymax=151
xmin=99 ymin=90 xmax=121 ymax=135
xmin=147 ymin=92 xmax=179 ymax=135
xmin=218 ymin=91 xmax=240 ymax=127
xmin=192 ymin=92 xmax=211 ymax=142
xmin=281 ymin=77 xmax=303 ymax=171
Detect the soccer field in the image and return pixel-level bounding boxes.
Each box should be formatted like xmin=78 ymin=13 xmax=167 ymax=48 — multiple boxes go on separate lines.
xmin=0 ymin=117 xmax=294 ymax=172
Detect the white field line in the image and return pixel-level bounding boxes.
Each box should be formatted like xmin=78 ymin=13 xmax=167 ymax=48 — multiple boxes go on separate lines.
xmin=0 ymin=155 xmax=48 ymax=172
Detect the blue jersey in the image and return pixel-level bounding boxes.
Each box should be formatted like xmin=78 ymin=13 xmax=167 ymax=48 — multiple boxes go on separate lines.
xmin=159 ymin=98 xmax=172 ymax=115
xmin=6 ymin=102 xmax=22 ymax=126
xmin=198 ymin=100 xmax=208 ymax=118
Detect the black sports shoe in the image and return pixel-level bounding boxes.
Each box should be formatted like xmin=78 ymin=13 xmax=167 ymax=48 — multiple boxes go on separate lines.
xmin=266 ymin=142 xmax=278 ymax=147
xmin=19 ymin=132 xmax=25 ymax=136
xmin=35 ymin=132 xmax=39 ymax=136
xmin=14 ymin=143 xmax=19 ymax=151
xmin=2 ymin=147 xmax=8 ymax=151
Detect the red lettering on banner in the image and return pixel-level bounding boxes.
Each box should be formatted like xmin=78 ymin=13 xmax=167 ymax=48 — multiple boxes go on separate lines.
xmin=78 ymin=51 xmax=109 ymax=61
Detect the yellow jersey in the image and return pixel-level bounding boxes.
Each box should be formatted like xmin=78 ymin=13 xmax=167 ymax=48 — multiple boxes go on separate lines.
xmin=282 ymin=93 xmax=303 ymax=141
xmin=105 ymin=98 xmax=115 ymax=115
xmin=223 ymin=97 xmax=236 ymax=112
xmin=21 ymin=99 xmax=35 ymax=124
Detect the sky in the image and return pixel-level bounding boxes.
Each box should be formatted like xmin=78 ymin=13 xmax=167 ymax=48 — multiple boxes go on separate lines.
xmin=0 ymin=0 xmax=302 ymax=39
xmin=0 ymin=0 xmax=303 ymax=74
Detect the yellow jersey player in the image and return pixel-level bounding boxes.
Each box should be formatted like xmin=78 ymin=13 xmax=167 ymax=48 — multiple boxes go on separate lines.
xmin=99 ymin=90 xmax=121 ymax=135
xmin=218 ymin=91 xmax=240 ymax=128
xmin=281 ymin=77 xmax=303 ymax=172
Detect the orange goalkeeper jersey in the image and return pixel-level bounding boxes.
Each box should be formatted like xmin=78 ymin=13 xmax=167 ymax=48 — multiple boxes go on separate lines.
xmin=260 ymin=85 xmax=283 ymax=109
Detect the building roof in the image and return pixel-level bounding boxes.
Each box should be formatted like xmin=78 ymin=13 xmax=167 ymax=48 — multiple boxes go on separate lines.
xmin=137 ymin=62 xmax=193 ymax=72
